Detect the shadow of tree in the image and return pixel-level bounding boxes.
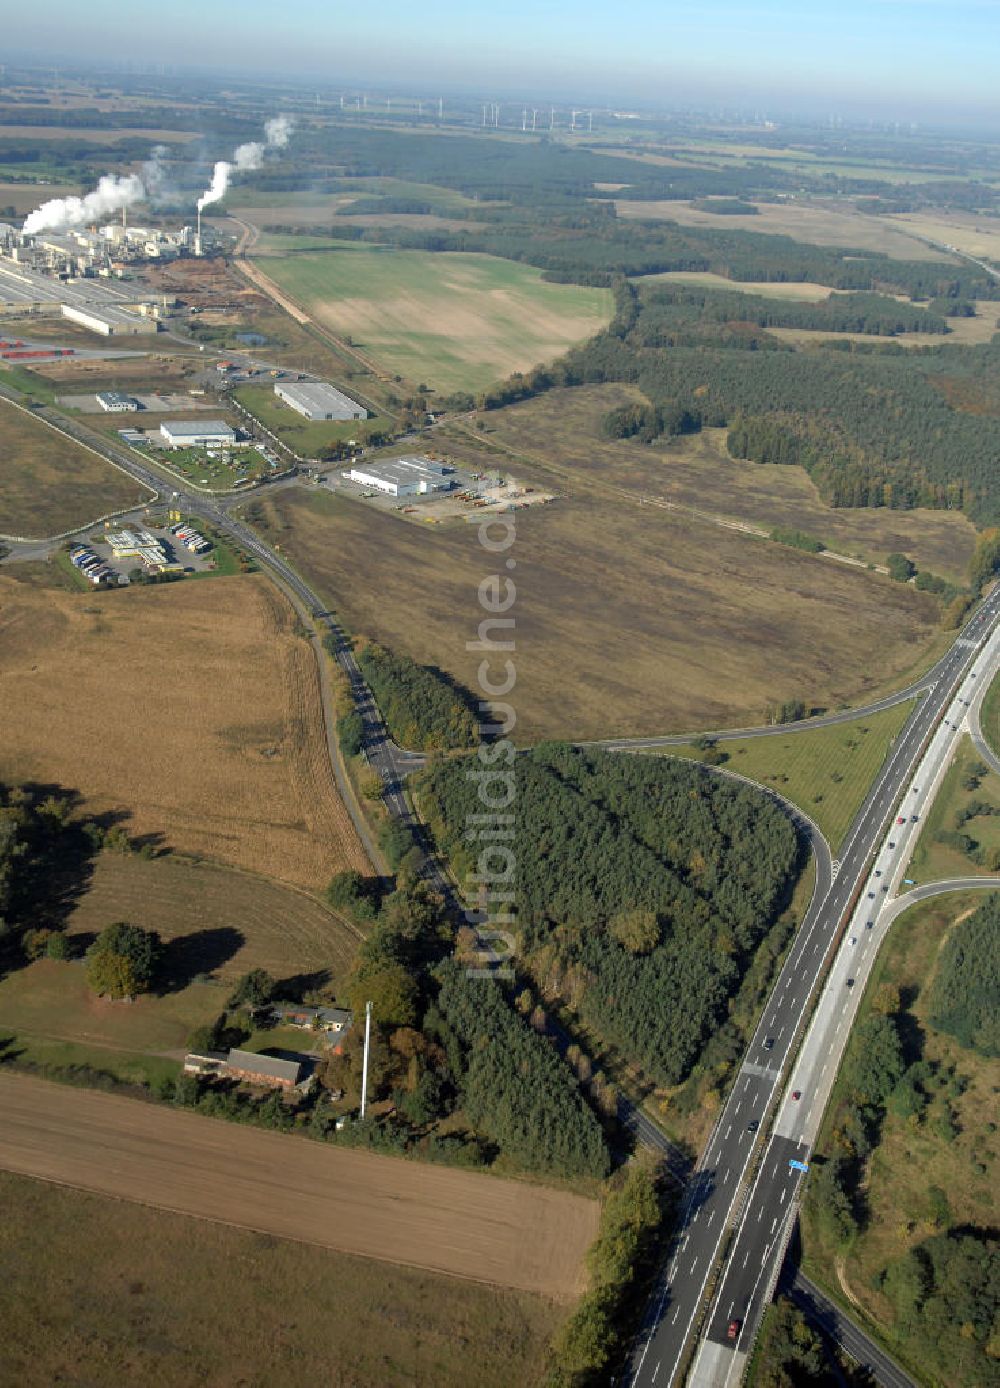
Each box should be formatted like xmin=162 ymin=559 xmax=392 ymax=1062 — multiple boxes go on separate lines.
xmin=157 ymin=927 xmax=245 ymax=994
xmin=273 ymin=967 xmax=332 ymax=1002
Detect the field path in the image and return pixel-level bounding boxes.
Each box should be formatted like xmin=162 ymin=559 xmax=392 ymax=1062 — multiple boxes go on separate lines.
xmin=0 ymin=1072 xmax=598 ymax=1300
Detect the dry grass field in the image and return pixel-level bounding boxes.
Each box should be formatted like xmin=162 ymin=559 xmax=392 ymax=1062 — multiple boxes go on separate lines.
xmin=0 ymin=124 xmax=198 ymax=142
xmin=615 ymin=198 xmax=949 ymax=260
xmin=0 ymin=396 xmax=150 ymax=537
xmin=251 ymin=243 xmax=612 ymax=394
xmin=884 ymin=209 xmax=1000 ymax=263
xmin=0 ymin=573 xmax=368 ymax=888
xmin=475 ymin=384 xmax=978 ymax=584
xmin=250 ymin=470 xmax=940 ymax=741
xmin=636 ymin=269 xmax=840 ymax=298
xmin=0 ymin=1074 xmax=600 ymax=1299
xmin=0 ymin=179 xmax=78 ymax=214
xmin=0 ymin=1170 xmax=564 ymax=1388
xmin=65 ymin=853 xmax=362 ymax=981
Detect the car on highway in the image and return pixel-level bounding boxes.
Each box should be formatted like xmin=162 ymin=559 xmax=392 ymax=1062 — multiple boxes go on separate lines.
xmin=727 ymin=1319 xmax=741 ymax=1341
xmin=747 ymin=1119 xmax=759 ymax=1132
xmin=897 ymin=816 xmax=906 ymax=824
xmin=763 ymin=1038 xmax=774 ymax=1051
xmin=846 ymin=977 xmax=855 ymax=987
xmin=792 ymin=1090 xmax=801 ymax=1100
xmin=867 ymin=920 xmax=873 ymax=929
xmin=851 ymin=936 xmax=857 ymax=944
xmin=889 ymin=840 xmax=895 ymax=849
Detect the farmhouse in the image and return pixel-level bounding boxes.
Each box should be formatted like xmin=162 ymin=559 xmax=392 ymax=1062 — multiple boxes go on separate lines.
xmin=269 ymin=1002 xmax=352 ymax=1034
xmin=348 ymin=456 xmax=455 ymax=498
xmin=160 ymin=419 xmax=237 ymax=449
xmin=225 ymin=1049 xmax=304 ymax=1090
xmin=275 ymin=379 xmax=368 ymax=421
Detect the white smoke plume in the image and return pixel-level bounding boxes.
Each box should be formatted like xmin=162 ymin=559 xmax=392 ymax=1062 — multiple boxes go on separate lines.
xmin=141 ymin=144 xmax=171 ymax=202
xmin=196 ymin=115 xmax=296 ymax=212
xmin=23 ymin=173 xmax=146 ymax=235
xmin=264 ymin=115 xmax=294 ymax=148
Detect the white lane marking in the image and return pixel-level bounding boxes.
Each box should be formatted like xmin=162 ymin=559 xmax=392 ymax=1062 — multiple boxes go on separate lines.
xmin=653 ymin=1360 xmax=662 ymax=1380
xmin=771 ymin=1217 xmax=777 ymax=1232
xmin=780 ymin=1187 xmax=787 ymax=1204
xmin=724 ymin=1125 xmax=731 ymax=1139
xmin=707 ymin=1210 xmax=715 ymax=1227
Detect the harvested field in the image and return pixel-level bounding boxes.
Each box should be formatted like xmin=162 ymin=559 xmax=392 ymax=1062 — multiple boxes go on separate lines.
xmin=0 ymin=573 xmax=368 ymax=888
xmin=478 ymin=384 xmax=978 ymax=584
xmin=0 ymin=124 xmax=198 ymax=142
xmin=636 ymin=270 xmax=839 ymax=298
xmin=0 ymin=1170 xmax=563 ymax=1388
xmin=0 ymin=395 xmax=150 ymax=537
xmin=251 ymin=242 xmax=612 ymax=393
xmin=64 ymin=853 xmax=362 ymax=982
xmin=0 ymin=1073 xmax=599 ymax=1299
xmin=0 ymin=179 xmax=77 ymax=214
xmin=615 ymin=197 xmax=950 ymax=260
xmin=248 ymin=472 xmax=941 ymax=741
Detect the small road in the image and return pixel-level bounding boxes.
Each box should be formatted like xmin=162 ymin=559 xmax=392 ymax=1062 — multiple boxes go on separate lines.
xmin=625 ymin=586 xmax=1000 ymax=1388
xmin=784 ymin=1270 xmax=916 ymax=1388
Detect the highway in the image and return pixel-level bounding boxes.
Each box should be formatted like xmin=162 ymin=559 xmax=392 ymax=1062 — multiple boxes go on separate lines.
xmin=784 ymin=1271 xmax=916 ymax=1388
xmin=626 ymin=584 xmax=1000 ymax=1388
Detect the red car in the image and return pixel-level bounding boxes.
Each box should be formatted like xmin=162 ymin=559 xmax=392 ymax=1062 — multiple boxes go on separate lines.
xmin=897 ymin=816 xmax=906 ymax=825
xmin=728 ymin=1319 xmax=742 ymax=1341
xmin=792 ymin=1090 xmax=802 ymax=1100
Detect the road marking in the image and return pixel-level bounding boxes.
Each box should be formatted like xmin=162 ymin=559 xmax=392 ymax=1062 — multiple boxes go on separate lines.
xmin=707 ymin=1210 xmax=715 ymax=1227
xmin=724 ymin=1125 xmax=731 ymax=1138
xmin=653 ymin=1360 xmax=662 ymax=1380
xmin=780 ymin=1187 xmax=787 ymax=1204
xmin=771 ymin=1217 xmax=777 ymax=1232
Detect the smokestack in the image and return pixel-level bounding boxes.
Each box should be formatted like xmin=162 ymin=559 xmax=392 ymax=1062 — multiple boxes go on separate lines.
xmin=195 ymin=207 xmax=203 ymax=256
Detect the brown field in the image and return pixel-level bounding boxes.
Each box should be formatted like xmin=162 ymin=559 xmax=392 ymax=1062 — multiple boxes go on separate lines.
xmin=0 ymin=1171 xmax=564 ymax=1388
xmin=249 ymin=463 xmax=941 ymax=741
xmin=0 ymin=124 xmax=198 ymax=142
xmin=0 ymin=572 xmax=368 ymax=888
xmin=64 ymin=853 xmax=362 ymax=982
xmin=884 ymin=208 xmax=1000 ymax=263
xmin=0 ymin=1073 xmax=599 ymax=1299
xmin=475 ymin=384 xmax=978 ymax=585
xmin=767 ymin=308 xmax=999 ymax=349
xmin=615 ymin=197 xmax=949 ymax=260
xmin=0 ymin=180 xmax=78 ymax=214
xmin=0 ymin=395 xmax=150 ymax=537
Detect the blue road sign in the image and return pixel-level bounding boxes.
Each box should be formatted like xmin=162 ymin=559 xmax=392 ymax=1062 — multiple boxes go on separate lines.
xmin=789 ymin=1159 xmax=809 ymax=1173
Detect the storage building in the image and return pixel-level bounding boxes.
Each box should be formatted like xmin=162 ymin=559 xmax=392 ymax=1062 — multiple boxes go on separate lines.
xmin=225 ymin=1049 xmax=303 ymax=1090
xmin=96 ymin=390 xmax=138 ymax=412
xmin=275 ymin=380 xmax=368 ymax=421
xmin=348 ymin=456 xmax=455 ymax=498
xmin=62 ymin=303 xmax=160 ymax=336
xmin=160 ymin=419 xmax=237 ymax=449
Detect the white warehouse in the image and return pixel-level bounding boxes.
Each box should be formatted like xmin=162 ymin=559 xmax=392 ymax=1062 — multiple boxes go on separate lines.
xmin=275 ymin=380 xmax=368 ymax=421
xmin=348 ymin=456 xmax=455 ymax=498
xmin=160 ymin=419 xmax=237 ymax=448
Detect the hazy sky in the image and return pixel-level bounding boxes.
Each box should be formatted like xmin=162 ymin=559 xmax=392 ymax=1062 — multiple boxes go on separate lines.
xmin=10 ymin=1 xmax=1000 ymax=119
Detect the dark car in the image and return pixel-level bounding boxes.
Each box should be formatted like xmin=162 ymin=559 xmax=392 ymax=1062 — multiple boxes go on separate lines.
xmin=846 ymin=978 xmax=855 ymax=987
xmin=792 ymin=1090 xmax=802 ymax=1100
xmin=764 ymin=1038 xmax=774 ymax=1051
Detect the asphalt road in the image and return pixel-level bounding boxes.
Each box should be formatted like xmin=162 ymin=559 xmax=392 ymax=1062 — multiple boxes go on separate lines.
xmin=785 ymin=1270 xmax=916 ymax=1388
xmin=626 ymin=584 xmax=1000 ymax=1388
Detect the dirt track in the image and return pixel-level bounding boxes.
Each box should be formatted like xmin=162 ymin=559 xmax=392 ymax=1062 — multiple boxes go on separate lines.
xmin=0 ymin=1073 xmax=598 ymax=1300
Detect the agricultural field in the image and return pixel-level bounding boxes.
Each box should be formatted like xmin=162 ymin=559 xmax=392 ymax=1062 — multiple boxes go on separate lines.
xmin=615 ymin=197 xmax=950 ymax=260
xmin=0 ymin=1075 xmax=600 ymax=1299
xmin=469 ymin=384 xmax=979 ymax=584
xmin=66 ymin=853 xmax=362 ymax=985
xmin=244 ymin=473 xmax=940 ymax=742
xmin=801 ymin=890 xmax=1000 ymax=1388
xmin=0 ymin=395 xmax=151 ymax=538
xmin=250 ymin=242 xmax=613 ymax=394
xmin=884 ymin=209 xmax=1000 ymax=265
xmin=907 ymin=736 xmax=1000 ymax=881
xmin=0 ymin=1170 xmax=564 ymax=1388
xmin=0 ymin=179 xmax=77 ymax=215
xmin=664 ymin=699 xmax=916 ymax=851
xmin=634 ymin=269 xmax=841 ymax=297
xmin=0 ymin=571 xmax=368 ymax=889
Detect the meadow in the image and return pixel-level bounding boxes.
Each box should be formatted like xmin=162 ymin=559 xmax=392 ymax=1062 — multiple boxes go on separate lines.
xmin=0 ymin=395 xmax=150 ymax=537
xmin=246 ymin=475 xmax=939 ymax=742
xmin=466 ymin=384 xmax=979 ymax=584
xmin=907 ymin=736 xmax=1000 ymax=881
xmin=0 ymin=571 xmax=368 ymax=889
xmin=250 ymin=242 xmax=612 ymax=394
xmin=665 ymin=699 xmax=916 ymax=851
xmin=0 ymin=1169 xmax=565 ymax=1388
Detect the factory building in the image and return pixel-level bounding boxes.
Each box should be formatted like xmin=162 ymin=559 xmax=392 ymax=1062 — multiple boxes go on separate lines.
xmin=62 ymin=303 xmax=161 ymax=337
xmin=348 ymin=456 xmax=455 ymax=498
xmin=275 ymin=380 xmax=368 ymax=421
xmin=96 ymin=391 xmax=139 ymax=412
xmin=160 ymin=419 xmax=237 ymax=449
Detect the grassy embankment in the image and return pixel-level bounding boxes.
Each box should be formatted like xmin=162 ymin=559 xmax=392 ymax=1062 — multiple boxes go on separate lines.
xmin=907 ymin=734 xmax=1000 ymax=881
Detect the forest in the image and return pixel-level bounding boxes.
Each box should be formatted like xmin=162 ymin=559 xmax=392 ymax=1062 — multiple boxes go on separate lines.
xmin=928 ymin=893 xmax=1000 ymax=1056
xmin=416 ymin=744 xmax=800 ymax=1087
xmin=355 ymin=643 xmax=478 ymax=751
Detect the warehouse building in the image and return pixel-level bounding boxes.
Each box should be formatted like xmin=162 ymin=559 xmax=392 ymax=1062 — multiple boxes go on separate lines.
xmin=160 ymin=419 xmax=237 ymax=449
xmin=62 ymin=303 xmax=161 ymax=337
xmin=348 ymin=456 xmax=455 ymax=498
xmin=96 ymin=390 xmax=138 ymax=412
xmin=275 ymin=379 xmax=368 ymax=421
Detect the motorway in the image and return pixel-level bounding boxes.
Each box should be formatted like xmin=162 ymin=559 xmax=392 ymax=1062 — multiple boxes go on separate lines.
xmin=626 ymin=584 xmax=1000 ymax=1388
